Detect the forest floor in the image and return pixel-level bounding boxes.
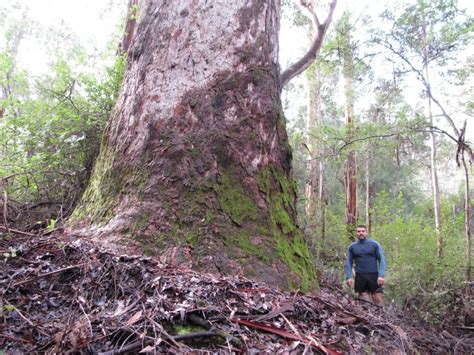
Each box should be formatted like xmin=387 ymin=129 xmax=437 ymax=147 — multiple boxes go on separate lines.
xmin=1 ymin=231 xmax=473 ymax=354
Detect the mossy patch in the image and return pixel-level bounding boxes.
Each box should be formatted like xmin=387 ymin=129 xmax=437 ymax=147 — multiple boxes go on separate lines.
xmin=185 ymin=232 xmax=200 ymax=248
xmin=225 ymin=230 xmax=272 ymax=264
xmin=257 ymin=165 xmax=318 ymax=291
xmin=69 ymin=145 xmax=120 ymax=225
xmin=214 ymin=171 xmax=257 ymax=226
xmin=70 ymin=142 xmax=149 ymax=226
xmin=174 ymin=324 xmax=205 ymax=335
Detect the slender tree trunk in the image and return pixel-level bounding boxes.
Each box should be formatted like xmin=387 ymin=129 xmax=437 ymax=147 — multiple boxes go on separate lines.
xmin=462 ymin=150 xmax=472 ymax=295
xmin=344 ymin=150 xmax=357 ymax=239
xmin=429 ymin=128 xmax=443 ymax=258
xmin=304 ymin=64 xmax=321 ymax=225
xmin=420 ymin=14 xmax=443 ymax=259
xmin=68 ymin=0 xmax=316 ymax=290
xmin=365 ymin=156 xmax=371 ymax=233
xmin=342 ymin=23 xmax=357 ymax=240
xmin=319 ymin=160 xmax=326 ymax=239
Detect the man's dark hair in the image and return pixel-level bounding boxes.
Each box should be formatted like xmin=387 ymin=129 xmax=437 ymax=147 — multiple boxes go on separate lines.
xmin=356 ymin=225 xmax=367 ymax=230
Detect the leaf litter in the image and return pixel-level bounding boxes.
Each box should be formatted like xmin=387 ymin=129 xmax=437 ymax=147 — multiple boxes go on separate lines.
xmin=1 ymin=233 xmax=473 ymax=354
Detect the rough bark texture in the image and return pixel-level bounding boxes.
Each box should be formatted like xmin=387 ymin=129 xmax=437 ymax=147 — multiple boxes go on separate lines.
xmin=69 ymin=0 xmax=316 ymax=290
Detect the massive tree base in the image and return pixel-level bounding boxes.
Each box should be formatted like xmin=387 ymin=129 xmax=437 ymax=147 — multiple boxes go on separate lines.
xmin=68 ymin=0 xmax=316 ymax=290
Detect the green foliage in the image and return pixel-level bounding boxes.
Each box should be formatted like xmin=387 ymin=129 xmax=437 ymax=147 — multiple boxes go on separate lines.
xmin=3 ymin=304 xmax=16 ymax=312
xmin=0 ymin=6 xmax=125 ymax=229
xmin=385 ymin=0 xmax=473 ymax=67
xmin=371 ymin=191 xmax=468 ymax=325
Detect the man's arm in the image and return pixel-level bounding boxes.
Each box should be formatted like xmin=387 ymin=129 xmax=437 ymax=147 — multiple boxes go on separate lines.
xmin=345 ymin=246 xmax=353 ymax=280
xmin=375 ymin=242 xmax=386 ymax=279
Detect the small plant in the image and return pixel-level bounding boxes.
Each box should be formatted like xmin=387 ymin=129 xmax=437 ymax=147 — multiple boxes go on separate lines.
xmin=3 ymin=304 xmax=15 ymax=312
xmin=47 ymin=218 xmax=57 ymax=231
xmin=3 ymin=247 xmax=17 ymax=260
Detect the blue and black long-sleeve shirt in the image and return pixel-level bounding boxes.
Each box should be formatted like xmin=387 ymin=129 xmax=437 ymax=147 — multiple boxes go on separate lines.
xmin=345 ymin=238 xmax=386 ymax=280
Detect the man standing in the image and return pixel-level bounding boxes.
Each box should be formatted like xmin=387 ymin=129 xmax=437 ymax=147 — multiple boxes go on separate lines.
xmin=345 ymin=225 xmax=386 ymax=305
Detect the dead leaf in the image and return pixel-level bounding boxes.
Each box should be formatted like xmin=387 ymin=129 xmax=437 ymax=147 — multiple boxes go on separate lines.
xmin=125 ymin=310 xmax=143 ymax=326
xmin=139 ymin=345 xmax=155 ymax=353
xmin=337 ymin=316 xmax=358 ymax=325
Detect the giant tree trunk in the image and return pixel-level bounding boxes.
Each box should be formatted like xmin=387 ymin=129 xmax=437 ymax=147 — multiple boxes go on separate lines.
xmin=69 ymin=0 xmax=316 ymax=290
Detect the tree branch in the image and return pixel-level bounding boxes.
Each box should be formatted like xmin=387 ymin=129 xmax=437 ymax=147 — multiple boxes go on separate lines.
xmin=280 ymin=0 xmax=337 ymax=88
xmin=375 ymin=39 xmax=474 ymax=163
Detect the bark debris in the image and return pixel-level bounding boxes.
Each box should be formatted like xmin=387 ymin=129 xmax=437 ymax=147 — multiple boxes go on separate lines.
xmin=1 ymin=233 xmax=473 ymax=354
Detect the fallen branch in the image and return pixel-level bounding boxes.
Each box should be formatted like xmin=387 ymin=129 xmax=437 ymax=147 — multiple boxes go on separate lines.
xmin=98 ymin=339 xmax=153 ymax=355
xmin=4 ymin=300 xmax=49 ymax=337
xmin=188 ymin=313 xmax=242 ymax=348
xmin=455 ymin=326 xmax=474 ymax=330
xmin=98 ymin=332 xmax=221 ymax=355
xmin=13 ymin=263 xmax=86 ymax=287
xmin=0 ymin=225 xmax=37 ymax=237
xmin=234 ymin=318 xmax=341 ymax=355
xmin=254 ymin=302 xmax=295 ymax=322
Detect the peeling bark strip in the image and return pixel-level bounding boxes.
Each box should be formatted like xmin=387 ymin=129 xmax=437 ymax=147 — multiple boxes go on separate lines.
xmin=69 ymin=0 xmax=317 ymax=290
xmin=120 ymin=0 xmax=139 ymax=53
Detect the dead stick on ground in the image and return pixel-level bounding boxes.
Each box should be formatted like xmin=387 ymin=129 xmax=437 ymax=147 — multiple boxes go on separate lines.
xmin=306 ymin=295 xmax=368 ymax=322
xmin=0 ymin=225 xmax=37 ymax=237
xmin=281 ymin=313 xmax=302 ymax=338
xmin=98 ymin=339 xmax=153 ymax=355
xmin=98 ymin=332 xmax=221 ymax=355
xmin=12 ymin=263 xmax=86 ymax=287
xmin=188 ymin=313 xmax=242 ymax=348
xmin=254 ymin=302 xmax=294 ymax=322
xmin=4 ymin=300 xmax=49 ymax=336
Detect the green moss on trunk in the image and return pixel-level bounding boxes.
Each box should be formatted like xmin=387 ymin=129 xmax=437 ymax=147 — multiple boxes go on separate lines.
xmin=69 ymin=143 xmax=148 ymax=226
xmin=215 ymin=171 xmax=257 ymax=226
xmin=258 ymin=166 xmax=319 ymax=291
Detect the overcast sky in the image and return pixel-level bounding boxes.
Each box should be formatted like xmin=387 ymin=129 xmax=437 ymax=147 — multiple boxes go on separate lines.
xmin=3 ymin=0 xmax=473 ymax=142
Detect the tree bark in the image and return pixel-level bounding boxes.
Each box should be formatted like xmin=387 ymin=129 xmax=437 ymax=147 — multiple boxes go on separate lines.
xmin=318 ymin=160 xmax=326 ymax=239
xmin=429 ymin=128 xmax=443 ymax=258
xmin=461 ymin=151 xmax=472 ymax=295
xmin=341 ymin=17 xmax=357 ymax=241
xmin=422 ymin=19 xmax=443 ymax=259
xmin=120 ymin=0 xmax=139 ymax=54
xmin=68 ymin=0 xmax=316 ymax=290
xmin=365 ymin=157 xmax=371 ymax=233
xmin=304 ymin=64 xmax=321 ymax=224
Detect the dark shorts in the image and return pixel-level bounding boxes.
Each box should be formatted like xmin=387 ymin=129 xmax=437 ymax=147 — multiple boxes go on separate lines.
xmin=354 ymin=272 xmax=383 ymax=294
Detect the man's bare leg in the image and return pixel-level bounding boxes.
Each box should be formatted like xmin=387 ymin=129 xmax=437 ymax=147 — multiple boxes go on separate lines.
xmin=360 ymin=292 xmax=372 ymax=302
xmin=372 ymin=292 xmax=383 ymax=305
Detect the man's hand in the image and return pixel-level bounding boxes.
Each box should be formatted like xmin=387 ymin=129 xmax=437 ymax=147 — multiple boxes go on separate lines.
xmin=346 ymin=278 xmax=353 ymax=287
xmin=377 ymin=277 xmax=385 ymax=286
